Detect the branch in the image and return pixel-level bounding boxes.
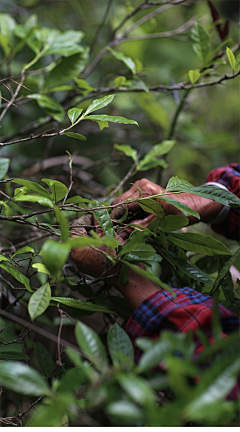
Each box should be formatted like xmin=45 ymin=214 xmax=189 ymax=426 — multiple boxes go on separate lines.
xmin=83 ymin=0 xmax=187 ymax=78
xmin=0 ymin=308 xmax=79 ymax=351
xmin=90 ymin=0 xmax=113 ymax=55
xmin=117 ymin=16 xmax=195 ymax=43
xmin=105 ymin=149 xmax=141 ymax=201
xmin=116 ymin=0 xmax=187 ymax=40
xmin=0 ymin=69 xmax=25 ymax=122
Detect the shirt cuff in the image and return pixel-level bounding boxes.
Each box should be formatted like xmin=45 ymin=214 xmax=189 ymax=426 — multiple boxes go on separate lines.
xmin=203 ymin=182 xmax=230 ymax=224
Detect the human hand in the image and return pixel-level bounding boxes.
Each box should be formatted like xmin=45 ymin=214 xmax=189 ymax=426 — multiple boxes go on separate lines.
xmin=70 ymin=216 xmax=160 ymax=310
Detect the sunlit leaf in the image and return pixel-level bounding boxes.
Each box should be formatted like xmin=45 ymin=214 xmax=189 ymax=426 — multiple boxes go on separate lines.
xmin=0 ymin=361 xmax=50 ymax=396
xmin=40 ymin=240 xmax=70 ymax=276
xmin=67 ymin=107 xmax=83 ymax=124
xmin=190 ymin=22 xmax=210 ymax=65
xmin=114 ymin=144 xmax=138 ymax=162
xmin=63 ymin=132 xmax=86 ymax=140
xmin=28 ymin=282 xmax=51 ymax=321
xmin=84 ymin=94 xmax=115 ymax=116
xmin=75 ymin=321 xmax=108 ymax=368
xmin=226 ymin=47 xmax=236 ymax=70
xmin=107 ymin=47 xmax=136 ymax=74
xmin=51 ymin=297 xmax=115 ymax=314
xmin=0 ymin=263 xmax=32 ymax=292
xmin=0 ymin=158 xmax=10 ymax=180
xmin=85 ymin=114 xmax=138 ymax=126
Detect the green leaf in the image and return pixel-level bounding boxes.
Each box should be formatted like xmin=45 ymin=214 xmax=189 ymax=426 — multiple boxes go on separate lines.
xmin=85 ymin=114 xmax=138 ymax=126
xmin=107 ymin=47 xmax=136 ymax=74
xmin=235 ymin=53 xmax=240 ymax=68
xmin=117 ymin=373 xmax=155 ymax=408
xmin=114 ymin=144 xmax=137 ymax=162
xmin=137 ymin=141 xmax=175 ymax=171
xmin=0 ymin=263 xmax=32 ymax=292
xmin=166 ymin=176 xmax=194 ymax=191
xmin=211 ymin=247 xmax=240 ymax=295
xmin=137 ymin=339 xmax=170 ymax=373
xmin=0 ymin=361 xmax=50 ymax=396
xmin=107 ymin=323 xmax=134 ymax=368
xmin=94 ymin=120 xmax=109 ymax=130
xmin=28 ymin=282 xmax=51 ymax=321
xmin=32 ymin=263 xmax=51 ymax=275
xmin=168 ymin=232 xmax=232 ymax=256
xmin=43 ymin=29 xmax=84 ymax=57
xmin=54 ymin=206 xmax=69 ymax=242
xmin=185 ymin=358 xmax=240 ymax=417
xmin=138 ymin=198 xmax=165 ymax=217
xmin=107 ymin=401 xmax=145 ymax=423
xmin=0 ymin=351 xmax=29 ymax=361
xmin=226 ymin=47 xmax=236 ymax=70
xmin=75 ymin=321 xmax=108 ymax=368
xmin=145 ymin=194 xmax=200 ymax=219
xmin=63 ymin=132 xmax=86 ymax=140
xmin=27 ymin=394 xmax=73 ymax=427
xmin=57 ymin=367 xmax=87 ymax=394
xmin=41 ymin=178 xmax=68 ymax=202
xmin=74 ymin=78 xmax=95 ymax=95
xmin=190 ymin=22 xmax=210 ymax=65
xmin=0 ymin=157 xmax=10 ymax=180
xmin=114 ymin=75 xmax=127 ymax=88
xmin=135 ymin=93 xmax=169 ymax=129
xmin=118 ymin=233 xmax=161 ymax=262
xmin=0 ymin=255 xmax=11 ymax=262
xmin=188 ymin=69 xmax=200 ymax=84
xmin=164 ymin=250 xmax=213 ymax=284
xmin=84 ymin=94 xmax=115 ymax=116
xmin=11 ymin=247 xmax=34 ymax=259
xmin=67 ymin=107 xmax=83 ymax=124
xmin=34 ymin=342 xmax=55 ymax=378
xmin=188 ymin=185 xmax=240 ymax=207
xmin=40 ymin=240 xmax=69 ymax=276
xmin=26 ymin=94 xmax=65 ymax=122
xmin=93 ymin=201 xmax=115 ymax=237
xmin=160 ymin=215 xmax=189 ymax=232
xmin=14 ymin=193 xmax=54 ymax=208
xmin=65 ymin=195 xmax=93 ymax=204
xmin=220 ymin=269 xmax=235 ymax=304
xmin=12 ymin=178 xmax=52 ymax=199
xmin=45 ymin=51 xmax=89 ymax=89
xmin=51 ymin=297 xmax=115 ymax=314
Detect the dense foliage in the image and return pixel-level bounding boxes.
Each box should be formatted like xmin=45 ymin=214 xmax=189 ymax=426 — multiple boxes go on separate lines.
xmin=0 ymin=0 xmax=239 ymax=426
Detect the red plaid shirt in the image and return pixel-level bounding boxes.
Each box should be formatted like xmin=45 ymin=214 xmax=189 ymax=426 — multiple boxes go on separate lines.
xmin=126 ymin=164 xmax=240 ymax=399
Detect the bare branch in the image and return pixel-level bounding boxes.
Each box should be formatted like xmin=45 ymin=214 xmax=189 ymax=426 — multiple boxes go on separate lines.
xmin=0 ymin=307 xmax=80 ymax=351
xmin=83 ymin=0 xmax=187 ymax=78
xmin=118 ymin=16 xmax=195 ymax=43
xmin=0 ymin=69 xmax=25 ymax=122
xmin=90 ymin=0 xmax=113 ymax=55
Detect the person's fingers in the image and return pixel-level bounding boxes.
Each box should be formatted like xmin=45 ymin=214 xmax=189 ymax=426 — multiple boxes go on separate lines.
xmin=118 ymin=214 xmax=157 ymax=240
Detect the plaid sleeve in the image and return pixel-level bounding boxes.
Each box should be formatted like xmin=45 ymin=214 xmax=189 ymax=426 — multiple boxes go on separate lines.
xmin=126 ymin=288 xmax=240 ymax=399
xmin=206 ymin=163 xmax=240 ymax=240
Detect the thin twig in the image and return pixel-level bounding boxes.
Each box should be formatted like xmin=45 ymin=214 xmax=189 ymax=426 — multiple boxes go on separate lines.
xmin=90 ymin=0 xmax=113 ymax=55
xmin=118 ymin=17 xmax=195 ymax=43
xmin=0 ymin=308 xmax=80 ymax=351
xmin=105 ymin=149 xmax=141 ymax=201
xmin=0 ymin=69 xmax=25 ymax=122
xmin=83 ymin=0 xmax=186 ymax=78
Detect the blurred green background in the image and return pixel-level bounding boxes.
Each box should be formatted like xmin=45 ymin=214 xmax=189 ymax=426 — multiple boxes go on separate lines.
xmin=0 ymin=0 xmax=239 ymax=196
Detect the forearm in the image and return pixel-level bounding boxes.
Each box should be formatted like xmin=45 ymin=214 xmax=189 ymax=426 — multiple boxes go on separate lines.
xmin=161 ymin=192 xmax=224 ymax=224
xmin=113 ymin=270 xmax=160 ymax=311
